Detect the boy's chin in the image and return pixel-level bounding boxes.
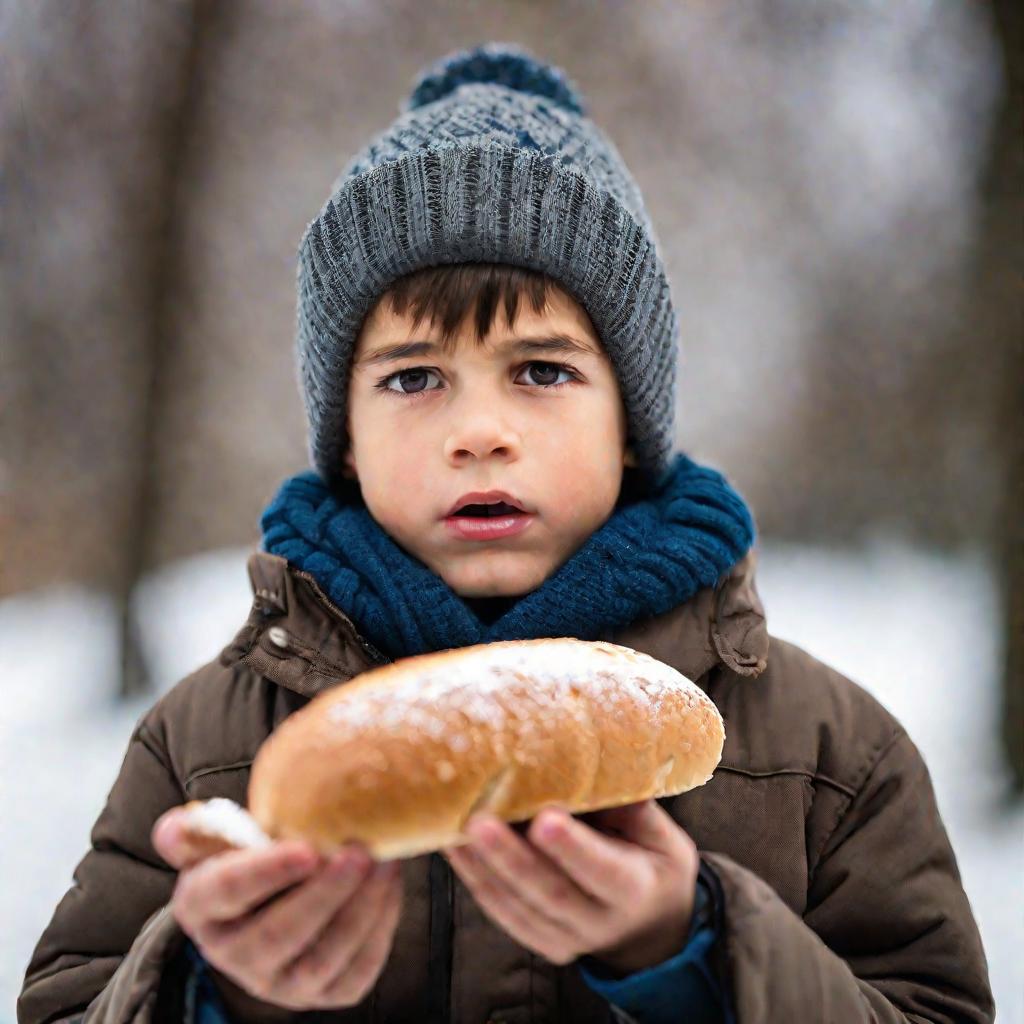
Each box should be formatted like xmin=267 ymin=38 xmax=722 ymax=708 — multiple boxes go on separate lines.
xmin=449 ymin=578 xmax=534 ymax=599
xmin=456 ymin=586 xmax=529 ymax=600
xmin=439 ymin=558 xmax=550 ymax=600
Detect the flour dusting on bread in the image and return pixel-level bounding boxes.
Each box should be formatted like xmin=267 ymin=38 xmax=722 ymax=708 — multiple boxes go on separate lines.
xmin=181 ymin=797 xmax=271 ymax=849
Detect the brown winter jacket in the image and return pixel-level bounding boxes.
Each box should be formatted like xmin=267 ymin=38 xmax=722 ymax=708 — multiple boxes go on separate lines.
xmin=18 ymin=548 xmax=995 ymax=1024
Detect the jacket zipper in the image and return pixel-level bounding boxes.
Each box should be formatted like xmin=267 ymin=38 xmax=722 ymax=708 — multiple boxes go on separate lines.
xmin=428 ymin=852 xmax=453 ymax=1023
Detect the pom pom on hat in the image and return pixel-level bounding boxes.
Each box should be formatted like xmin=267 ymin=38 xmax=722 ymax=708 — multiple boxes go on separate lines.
xmin=403 ymin=41 xmax=588 ymax=116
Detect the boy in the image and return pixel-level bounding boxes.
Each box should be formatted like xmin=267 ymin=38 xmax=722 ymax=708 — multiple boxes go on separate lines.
xmin=19 ymin=42 xmax=994 ymax=1024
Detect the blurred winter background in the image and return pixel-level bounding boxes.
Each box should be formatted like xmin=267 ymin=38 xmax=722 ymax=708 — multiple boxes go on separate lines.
xmin=2 ymin=1 xmax=1021 ymax=1021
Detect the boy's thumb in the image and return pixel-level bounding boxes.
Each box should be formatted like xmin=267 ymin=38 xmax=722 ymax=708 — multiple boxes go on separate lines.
xmin=151 ymin=809 xmax=186 ymax=867
xmin=589 ymin=799 xmax=682 ymax=853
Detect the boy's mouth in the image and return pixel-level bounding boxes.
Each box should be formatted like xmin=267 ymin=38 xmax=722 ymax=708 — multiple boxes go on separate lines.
xmin=443 ymin=490 xmax=532 ymax=518
xmin=451 ymin=501 xmax=522 ymax=517
xmin=442 ymin=493 xmax=536 ymax=542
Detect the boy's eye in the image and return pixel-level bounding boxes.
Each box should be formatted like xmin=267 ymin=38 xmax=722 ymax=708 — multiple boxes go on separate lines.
xmin=382 ymin=367 xmax=441 ymax=395
xmin=375 ymin=361 xmax=579 ymax=397
xmin=518 ymin=362 xmax=567 ymax=387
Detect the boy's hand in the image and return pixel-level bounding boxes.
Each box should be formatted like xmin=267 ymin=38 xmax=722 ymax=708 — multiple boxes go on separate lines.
xmin=443 ymin=799 xmax=699 ymax=975
xmin=151 ymin=807 xmax=402 ymax=1012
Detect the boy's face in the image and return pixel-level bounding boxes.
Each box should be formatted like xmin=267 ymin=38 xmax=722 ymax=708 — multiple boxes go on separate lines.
xmin=343 ymin=283 xmax=635 ymax=598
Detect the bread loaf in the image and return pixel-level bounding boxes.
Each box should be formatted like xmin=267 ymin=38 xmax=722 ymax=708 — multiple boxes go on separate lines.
xmin=180 ymin=637 xmax=724 ymax=862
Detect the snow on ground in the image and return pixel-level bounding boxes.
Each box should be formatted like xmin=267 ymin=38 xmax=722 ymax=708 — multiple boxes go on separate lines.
xmin=2 ymin=540 xmax=1021 ymax=1022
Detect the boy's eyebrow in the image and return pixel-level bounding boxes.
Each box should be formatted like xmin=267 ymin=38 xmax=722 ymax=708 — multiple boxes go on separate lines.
xmin=357 ymin=333 xmax=597 ymax=367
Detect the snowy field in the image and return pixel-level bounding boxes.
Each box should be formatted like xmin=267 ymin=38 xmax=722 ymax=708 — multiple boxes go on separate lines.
xmin=2 ymin=539 xmax=1021 ymax=1022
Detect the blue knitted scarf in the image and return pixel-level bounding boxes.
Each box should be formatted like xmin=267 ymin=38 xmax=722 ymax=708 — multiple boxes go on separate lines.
xmin=259 ymin=452 xmax=755 ymax=662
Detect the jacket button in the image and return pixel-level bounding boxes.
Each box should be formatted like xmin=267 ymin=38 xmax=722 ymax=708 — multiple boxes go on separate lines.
xmin=266 ymin=626 xmax=289 ymax=649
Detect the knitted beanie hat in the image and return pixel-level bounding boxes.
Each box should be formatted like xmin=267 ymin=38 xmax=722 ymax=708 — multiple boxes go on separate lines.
xmin=295 ymin=41 xmax=679 ymax=492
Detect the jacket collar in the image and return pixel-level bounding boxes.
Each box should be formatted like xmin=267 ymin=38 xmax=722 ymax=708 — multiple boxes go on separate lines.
xmin=219 ymin=548 xmax=769 ymax=700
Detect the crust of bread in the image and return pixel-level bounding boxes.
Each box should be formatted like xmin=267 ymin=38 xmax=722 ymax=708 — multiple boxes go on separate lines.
xmin=176 ymin=800 xmax=252 ymax=864
xmin=247 ymin=637 xmax=724 ymax=860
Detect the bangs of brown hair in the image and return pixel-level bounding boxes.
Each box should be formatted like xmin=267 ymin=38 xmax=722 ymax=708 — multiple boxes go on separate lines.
xmin=380 ymin=262 xmax=560 ymax=350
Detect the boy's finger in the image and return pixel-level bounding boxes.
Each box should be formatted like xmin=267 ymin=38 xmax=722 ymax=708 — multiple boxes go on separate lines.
xmin=175 ymin=841 xmax=321 ymax=927
xmin=580 ymin=801 xmax=648 ymax=835
xmin=151 ymin=809 xmax=191 ymax=868
xmin=463 ymin=815 xmax=603 ymax=925
xmin=152 ymin=812 xmax=228 ymax=871
xmin=602 ymin=799 xmax=695 ymax=857
xmin=446 ymin=847 xmax=572 ymax=961
xmin=527 ymin=808 xmax=647 ymax=906
xmin=581 ymin=800 xmax=681 ymax=853
xmin=224 ymin=849 xmax=377 ymax=977
xmin=318 ymin=864 xmax=403 ymax=1002
xmin=278 ymin=860 xmax=399 ymax=991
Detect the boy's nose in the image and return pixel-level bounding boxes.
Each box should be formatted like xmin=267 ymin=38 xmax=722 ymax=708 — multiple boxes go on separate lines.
xmin=444 ymin=417 xmax=522 ymax=463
